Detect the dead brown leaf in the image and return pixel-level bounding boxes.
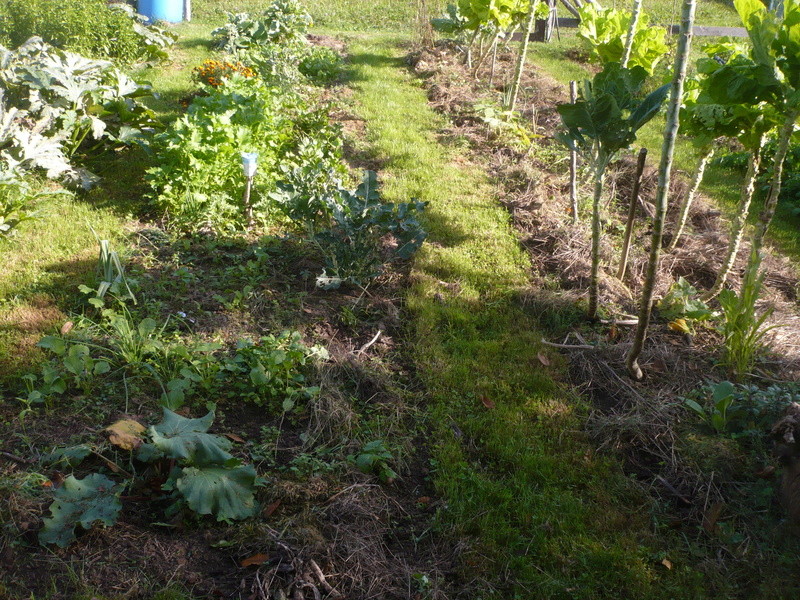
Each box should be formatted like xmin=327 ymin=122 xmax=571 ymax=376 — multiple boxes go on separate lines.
xmin=480 ymin=395 xmax=496 ymax=409
xmin=224 ymin=433 xmax=245 ymax=443
xmin=537 ymin=352 xmax=551 ymax=367
xmin=661 ymin=558 xmax=673 ymax=570
xmin=60 ymin=321 xmax=74 ymax=335
xmin=263 ymin=499 xmax=281 ymax=518
xmin=240 ymin=553 xmax=269 ymax=568
xmin=702 ymin=501 xmax=725 ymax=535
xmin=105 ymin=419 xmax=146 ymax=451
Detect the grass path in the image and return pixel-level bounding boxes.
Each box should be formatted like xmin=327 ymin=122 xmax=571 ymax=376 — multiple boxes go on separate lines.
xmin=346 ymin=34 xmax=705 ymax=599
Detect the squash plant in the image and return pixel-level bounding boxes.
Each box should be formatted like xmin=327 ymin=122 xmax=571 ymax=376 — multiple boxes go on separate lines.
xmin=39 ymin=409 xmax=259 ymax=547
xmin=557 ymin=63 xmax=669 ymax=318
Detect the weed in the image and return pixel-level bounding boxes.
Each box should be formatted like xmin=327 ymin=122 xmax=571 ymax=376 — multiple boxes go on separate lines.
xmin=718 ymin=253 xmax=777 ymax=379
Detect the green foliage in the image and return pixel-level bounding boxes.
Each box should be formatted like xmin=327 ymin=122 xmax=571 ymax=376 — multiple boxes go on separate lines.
xmin=432 ymin=3 xmax=470 ymax=37
xmin=557 ymin=63 xmax=669 ymax=160
xmin=349 ymin=440 xmax=398 ymax=483
xmin=221 ymin=332 xmax=327 ymax=410
xmin=457 ymin=0 xmax=542 ymax=32
xmin=212 ymin=1 xmax=313 ymax=53
xmin=684 ymin=380 xmax=737 ymax=433
xmin=147 ymin=75 xmax=297 ymax=232
xmin=173 ymin=465 xmax=258 ymax=522
xmin=310 ymin=171 xmax=428 ymax=289
xmin=577 ymin=3 xmax=669 ymax=74
xmin=0 ymin=38 xmax=157 ymax=185
xmin=658 ymin=277 xmax=717 ymax=321
xmin=0 ymin=165 xmax=68 ymax=236
xmin=718 ymin=253 xmax=777 ymax=379
xmin=684 ymin=380 xmax=799 ymax=442
xmin=38 ymin=473 xmax=122 ymax=547
xmin=0 ymin=0 xmax=175 ymax=64
xmin=39 ymin=410 xmax=259 ymax=547
xmin=27 ymin=308 xmax=326 ymax=415
xmin=682 ymin=41 xmax=780 ymax=150
xmin=299 ymin=46 xmax=344 ymax=85
xmin=144 ymin=409 xmax=259 ymax=523
xmin=78 ymin=238 xmax=137 ymax=305
xmin=473 ymin=101 xmax=536 ymax=147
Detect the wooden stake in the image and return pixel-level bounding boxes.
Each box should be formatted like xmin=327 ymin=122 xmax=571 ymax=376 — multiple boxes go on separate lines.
xmin=569 ymin=80 xmax=579 ymax=223
xmin=617 ymin=147 xmax=648 ymax=280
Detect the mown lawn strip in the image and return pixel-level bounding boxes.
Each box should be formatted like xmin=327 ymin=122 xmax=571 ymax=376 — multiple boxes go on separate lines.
xmin=346 ymin=34 xmax=705 ymax=599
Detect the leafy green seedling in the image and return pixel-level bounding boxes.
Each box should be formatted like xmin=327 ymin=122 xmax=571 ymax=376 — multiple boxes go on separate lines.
xmin=684 ymin=380 xmax=737 ymax=433
xmin=350 ymin=440 xmax=398 ymax=483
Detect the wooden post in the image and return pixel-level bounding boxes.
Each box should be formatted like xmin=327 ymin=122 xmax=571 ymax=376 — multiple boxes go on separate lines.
xmin=569 ymin=80 xmax=579 ymax=223
xmin=243 ymin=176 xmax=254 ymax=228
xmin=617 ymin=148 xmax=648 ymax=279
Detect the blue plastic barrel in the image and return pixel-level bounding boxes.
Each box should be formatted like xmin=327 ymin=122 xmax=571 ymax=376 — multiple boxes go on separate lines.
xmin=138 ymin=0 xmax=183 ymax=23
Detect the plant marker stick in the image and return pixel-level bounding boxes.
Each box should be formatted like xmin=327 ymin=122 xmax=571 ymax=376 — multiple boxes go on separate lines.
xmin=617 ymin=147 xmax=648 ymax=279
xmin=626 ymin=0 xmax=696 ymax=380
xmin=241 ymin=152 xmax=258 ymax=228
xmin=569 ymin=80 xmax=579 ymax=223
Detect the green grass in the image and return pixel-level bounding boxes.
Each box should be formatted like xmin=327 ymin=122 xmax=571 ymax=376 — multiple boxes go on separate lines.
xmin=191 ymin=0 xmax=447 ymax=31
xmin=346 ymin=33 xmax=709 ymax=598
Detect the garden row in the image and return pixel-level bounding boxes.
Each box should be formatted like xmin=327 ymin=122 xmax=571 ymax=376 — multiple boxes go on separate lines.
xmin=2 ymin=0 xmax=428 ymax=572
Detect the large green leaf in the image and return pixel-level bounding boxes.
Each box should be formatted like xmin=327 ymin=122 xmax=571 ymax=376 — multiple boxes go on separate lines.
xmin=175 ymin=464 xmax=257 ymax=522
xmin=734 ymin=0 xmax=779 ymax=67
xmin=628 ymin=83 xmax=670 ymax=132
xmin=149 ymin=408 xmax=233 ymax=466
xmin=38 ymin=474 xmax=122 ymax=547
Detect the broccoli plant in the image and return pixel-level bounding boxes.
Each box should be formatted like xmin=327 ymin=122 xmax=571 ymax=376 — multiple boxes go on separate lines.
xmin=557 ymin=63 xmax=669 ymax=318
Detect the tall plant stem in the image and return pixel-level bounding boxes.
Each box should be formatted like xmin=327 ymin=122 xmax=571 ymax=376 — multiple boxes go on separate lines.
xmin=507 ymin=6 xmax=537 ymax=112
xmin=569 ymin=80 xmax=579 ymax=223
xmin=474 ymin=30 xmax=500 ymax=78
xmin=617 ymin=147 xmax=648 ymax=280
xmin=489 ymin=35 xmax=500 ymax=86
xmin=588 ymin=152 xmax=609 ymax=320
xmin=668 ymin=146 xmax=714 ymax=251
xmin=701 ymin=138 xmax=764 ymax=301
xmin=626 ymin=0 xmax=696 ymax=380
xmin=621 ymin=0 xmax=643 ymax=68
xmin=746 ymin=106 xmax=800 ymax=265
xmin=466 ymin=28 xmax=480 ymax=68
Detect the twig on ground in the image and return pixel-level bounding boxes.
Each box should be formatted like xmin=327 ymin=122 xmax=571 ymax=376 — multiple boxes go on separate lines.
xmin=541 ymin=337 xmax=594 ymax=350
xmin=355 ymin=329 xmax=383 ymax=355
xmin=309 ymin=559 xmax=345 ymax=599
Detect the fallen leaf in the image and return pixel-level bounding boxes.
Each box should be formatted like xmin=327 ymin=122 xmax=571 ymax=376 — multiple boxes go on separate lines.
xmin=60 ymin=321 xmax=74 ymax=335
xmin=537 ymin=352 xmax=551 ymax=367
xmin=41 ymin=480 xmax=53 ymax=488
xmin=661 ymin=558 xmax=673 ymax=570
xmin=105 ymin=419 xmax=146 ymax=451
xmin=224 ymin=433 xmax=245 ymax=443
xmin=702 ymin=501 xmax=725 ymax=535
xmin=416 ymin=496 xmax=432 ymax=506
xmin=263 ymin=499 xmax=281 ymax=518
xmin=668 ymin=319 xmax=691 ymax=334
xmin=240 ymin=553 xmax=269 ymax=568
xmin=480 ymin=395 xmax=495 ymax=409
xmin=607 ymin=323 xmax=619 ymax=342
